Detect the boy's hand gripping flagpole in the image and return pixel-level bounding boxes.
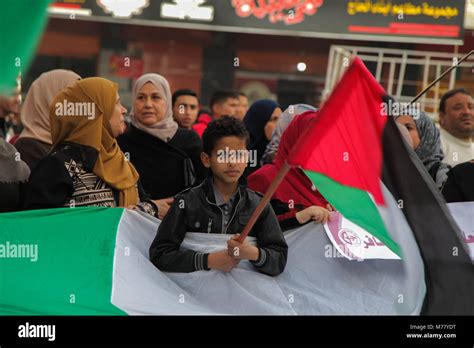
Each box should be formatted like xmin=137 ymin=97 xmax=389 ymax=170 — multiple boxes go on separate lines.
xmin=236 ymin=50 xmax=474 ymax=243
xmin=237 ymin=162 xmax=290 ymax=243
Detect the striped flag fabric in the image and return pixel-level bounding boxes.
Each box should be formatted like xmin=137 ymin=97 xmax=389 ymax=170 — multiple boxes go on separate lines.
xmin=0 ymin=204 xmax=472 ymax=315
xmin=287 ymin=57 xmax=474 ymax=315
xmin=0 ymin=206 xmax=429 ymax=315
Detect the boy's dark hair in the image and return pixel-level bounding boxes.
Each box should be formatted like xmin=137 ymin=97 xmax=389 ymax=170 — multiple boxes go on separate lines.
xmin=172 ymin=89 xmax=199 ymax=106
xmin=209 ymin=90 xmax=239 ymax=110
xmin=439 ymin=88 xmax=471 ymax=113
xmin=238 ymin=92 xmax=247 ymax=98
xmin=202 ymin=116 xmax=249 ymax=155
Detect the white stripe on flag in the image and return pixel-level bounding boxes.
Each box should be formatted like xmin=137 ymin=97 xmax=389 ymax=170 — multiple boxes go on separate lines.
xmin=447 ymin=202 xmax=474 ymax=261
xmin=377 ymin=183 xmax=427 ymax=315
xmin=111 ymin=207 xmax=430 ymax=315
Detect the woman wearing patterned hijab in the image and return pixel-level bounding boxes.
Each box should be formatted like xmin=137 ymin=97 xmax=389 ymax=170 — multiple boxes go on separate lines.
xmin=118 ymin=74 xmax=206 ymax=211
xmin=396 ymin=109 xmax=451 ymax=190
xmin=24 ymin=77 xmax=159 ymax=217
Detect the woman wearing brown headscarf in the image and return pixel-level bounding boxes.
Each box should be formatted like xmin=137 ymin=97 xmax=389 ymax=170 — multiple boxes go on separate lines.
xmin=15 ymin=69 xmax=81 ymax=169
xmin=24 ymin=77 xmax=159 ymax=217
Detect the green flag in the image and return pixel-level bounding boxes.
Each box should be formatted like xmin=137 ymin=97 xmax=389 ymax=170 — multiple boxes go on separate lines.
xmin=0 ymin=0 xmax=51 ymax=93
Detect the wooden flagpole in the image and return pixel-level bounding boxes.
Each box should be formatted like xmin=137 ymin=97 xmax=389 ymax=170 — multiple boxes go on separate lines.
xmin=237 ymin=162 xmax=290 ymax=242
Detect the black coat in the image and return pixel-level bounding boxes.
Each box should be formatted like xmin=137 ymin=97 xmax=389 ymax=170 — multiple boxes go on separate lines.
xmin=149 ymin=177 xmax=288 ymax=276
xmin=118 ymin=125 xmax=207 ymax=200
xmin=442 ymin=161 xmax=474 ymax=203
xmin=14 ymin=137 xmax=51 ymax=170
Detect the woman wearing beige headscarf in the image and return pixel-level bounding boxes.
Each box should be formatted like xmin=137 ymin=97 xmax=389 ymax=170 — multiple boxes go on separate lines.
xmin=24 ymin=77 xmax=159 ymax=217
xmin=15 ymin=69 xmax=81 ymax=169
xmin=118 ymin=73 xmax=206 ymax=215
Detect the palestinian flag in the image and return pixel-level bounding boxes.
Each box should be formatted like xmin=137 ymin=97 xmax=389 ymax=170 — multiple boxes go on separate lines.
xmin=0 ymin=0 xmax=51 ymax=93
xmin=0 ymin=206 xmax=428 ymax=315
xmin=0 ymin=205 xmax=472 ymax=315
xmin=287 ymin=57 xmax=474 ymax=315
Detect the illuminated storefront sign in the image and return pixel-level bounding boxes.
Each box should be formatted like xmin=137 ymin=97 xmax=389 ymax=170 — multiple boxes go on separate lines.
xmin=48 ymin=0 xmax=466 ymax=44
xmin=161 ymin=0 xmax=214 ymax=21
xmin=96 ymin=0 xmax=150 ymax=18
xmin=231 ymin=0 xmax=324 ymax=25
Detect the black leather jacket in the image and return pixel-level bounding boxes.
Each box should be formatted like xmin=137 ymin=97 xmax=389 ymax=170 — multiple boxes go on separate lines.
xmin=149 ymin=177 xmax=288 ymax=276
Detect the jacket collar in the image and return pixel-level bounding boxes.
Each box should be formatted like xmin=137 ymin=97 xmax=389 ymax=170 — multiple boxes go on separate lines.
xmin=202 ymin=175 xmax=245 ymax=205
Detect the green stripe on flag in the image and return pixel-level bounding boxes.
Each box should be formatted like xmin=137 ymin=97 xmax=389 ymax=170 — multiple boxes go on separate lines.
xmin=0 ymin=0 xmax=51 ymax=93
xmin=0 ymin=207 xmax=126 ymax=315
xmin=304 ymin=171 xmax=401 ymax=257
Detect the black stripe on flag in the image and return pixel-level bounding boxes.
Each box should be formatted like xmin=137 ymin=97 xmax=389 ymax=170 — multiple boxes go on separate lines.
xmin=382 ymin=117 xmax=474 ymax=315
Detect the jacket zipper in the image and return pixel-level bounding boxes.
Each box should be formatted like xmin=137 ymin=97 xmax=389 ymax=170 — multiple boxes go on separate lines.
xmin=207 ymin=218 xmax=213 ymax=233
xmin=205 ymin=197 xmax=225 ymax=233
xmin=223 ymin=188 xmax=242 ymax=234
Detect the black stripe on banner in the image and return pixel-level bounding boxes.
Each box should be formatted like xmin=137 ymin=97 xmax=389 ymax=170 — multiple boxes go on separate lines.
xmin=381 ymin=116 xmax=474 ymax=315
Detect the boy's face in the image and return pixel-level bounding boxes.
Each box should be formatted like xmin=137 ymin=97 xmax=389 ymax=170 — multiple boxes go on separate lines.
xmin=201 ymin=136 xmax=248 ymax=185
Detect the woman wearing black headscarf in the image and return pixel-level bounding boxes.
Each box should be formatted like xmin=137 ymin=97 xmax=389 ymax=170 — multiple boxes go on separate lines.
xmin=243 ymin=99 xmax=281 ymax=176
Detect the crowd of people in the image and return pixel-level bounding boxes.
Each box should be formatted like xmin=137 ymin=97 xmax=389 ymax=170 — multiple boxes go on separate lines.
xmin=0 ymin=69 xmax=473 ymax=275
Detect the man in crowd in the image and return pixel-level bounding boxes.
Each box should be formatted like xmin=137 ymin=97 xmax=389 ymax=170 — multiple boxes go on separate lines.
xmin=235 ymin=92 xmax=249 ymax=120
xmin=210 ymin=90 xmax=240 ymax=119
xmin=172 ymin=89 xmax=199 ymax=130
xmin=193 ymin=90 xmax=239 ymax=137
xmin=438 ymin=88 xmax=474 ymax=166
xmin=0 ymin=90 xmax=21 ymax=140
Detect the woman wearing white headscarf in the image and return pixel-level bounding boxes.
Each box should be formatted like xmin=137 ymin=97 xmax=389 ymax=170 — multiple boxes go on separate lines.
xmin=261 ymin=103 xmax=316 ymax=165
xmin=15 ymin=69 xmax=81 ymax=169
xmin=118 ymin=73 xmax=206 ymax=211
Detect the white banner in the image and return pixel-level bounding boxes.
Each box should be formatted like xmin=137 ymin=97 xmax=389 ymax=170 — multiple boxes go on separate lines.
xmin=324 ymin=211 xmax=400 ymax=261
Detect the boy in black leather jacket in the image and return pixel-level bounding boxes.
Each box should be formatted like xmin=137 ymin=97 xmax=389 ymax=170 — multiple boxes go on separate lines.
xmin=149 ymin=116 xmax=287 ymax=276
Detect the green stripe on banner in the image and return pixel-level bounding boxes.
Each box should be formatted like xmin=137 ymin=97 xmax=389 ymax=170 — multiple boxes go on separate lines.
xmin=304 ymin=171 xmax=401 ymax=257
xmin=0 ymin=207 xmax=126 ymax=315
xmin=0 ymin=0 xmax=51 ymax=93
